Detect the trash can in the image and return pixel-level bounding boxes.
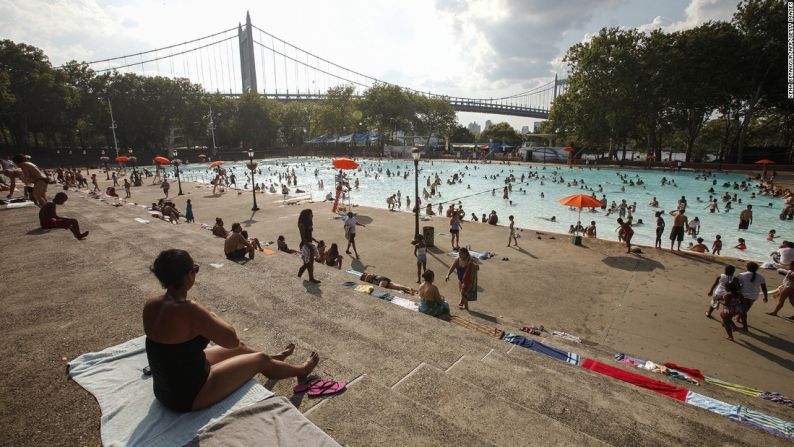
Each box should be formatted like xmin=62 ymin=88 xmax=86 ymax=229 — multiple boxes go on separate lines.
xmin=423 ymin=226 xmax=435 ymax=247
xmin=572 ymin=234 xmax=582 ymax=246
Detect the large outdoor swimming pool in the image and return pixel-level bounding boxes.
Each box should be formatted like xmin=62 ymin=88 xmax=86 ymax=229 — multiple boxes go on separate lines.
xmin=174 ymin=157 xmax=788 ymax=261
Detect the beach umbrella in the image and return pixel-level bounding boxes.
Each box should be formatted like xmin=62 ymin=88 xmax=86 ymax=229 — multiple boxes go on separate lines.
xmin=559 ymin=194 xmax=604 ymax=233
xmin=153 ymin=156 xmax=170 ymax=164
xmin=755 ymin=159 xmax=775 ymax=177
xmin=197 ymin=154 xmax=207 ymax=159
xmin=115 ymin=156 xmax=129 ymax=163
xmin=208 ymin=160 xmax=225 ymax=168
xmin=563 ymin=146 xmax=574 ymax=153
xmin=332 ymin=158 xmax=359 ymax=170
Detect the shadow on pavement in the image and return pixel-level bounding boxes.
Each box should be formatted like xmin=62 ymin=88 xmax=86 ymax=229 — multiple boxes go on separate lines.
xmin=602 ymin=256 xmax=665 ymax=272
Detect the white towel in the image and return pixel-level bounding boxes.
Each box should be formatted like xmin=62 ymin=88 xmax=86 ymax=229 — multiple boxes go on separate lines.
xmin=68 ymin=336 xmax=273 ymax=447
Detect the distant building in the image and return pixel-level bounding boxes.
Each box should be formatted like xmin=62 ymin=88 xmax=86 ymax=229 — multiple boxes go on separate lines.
xmin=521 ymin=126 xmax=530 ymax=135
xmin=484 ymin=120 xmax=493 ymax=131
xmin=534 ymin=121 xmax=544 ymax=133
xmin=467 ymin=122 xmax=481 ymax=135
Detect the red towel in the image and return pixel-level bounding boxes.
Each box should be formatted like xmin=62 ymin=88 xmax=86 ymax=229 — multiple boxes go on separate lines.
xmin=581 ymin=358 xmax=689 ymax=401
xmin=663 ymin=362 xmax=705 ymax=381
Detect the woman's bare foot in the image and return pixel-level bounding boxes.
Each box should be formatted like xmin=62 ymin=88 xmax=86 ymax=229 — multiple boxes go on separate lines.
xmin=300 ymin=352 xmax=320 ymax=377
xmin=272 ymin=343 xmax=295 ymax=361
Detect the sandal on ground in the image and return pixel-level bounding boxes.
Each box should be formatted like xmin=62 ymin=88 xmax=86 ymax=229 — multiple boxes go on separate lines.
xmin=307 ymin=380 xmax=347 ymax=397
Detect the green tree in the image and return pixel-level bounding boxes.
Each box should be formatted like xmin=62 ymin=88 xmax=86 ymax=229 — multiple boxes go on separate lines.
xmin=449 ymin=125 xmax=475 ymax=143
xmin=313 ymin=85 xmax=359 ymax=135
xmin=480 ymin=122 xmax=521 ymax=146
xmin=413 ymin=95 xmax=457 ymax=147
xmin=360 ymin=83 xmax=416 ymax=141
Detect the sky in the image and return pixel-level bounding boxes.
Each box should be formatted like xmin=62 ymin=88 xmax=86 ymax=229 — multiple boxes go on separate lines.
xmin=0 ymin=0 xmax=738 ymax=131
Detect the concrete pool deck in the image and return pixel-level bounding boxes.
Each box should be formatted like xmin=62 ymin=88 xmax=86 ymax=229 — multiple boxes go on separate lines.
xmin=1 ymin=171 xmax=793 ymax=446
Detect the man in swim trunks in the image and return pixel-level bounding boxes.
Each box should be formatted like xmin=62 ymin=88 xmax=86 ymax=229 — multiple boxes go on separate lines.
xmin=224 ymin=222 xmax=255 ymax=260
xmin=39 ymin=192 xmax=88 ymax=239
xmin=669 ymin=210 xmax=688 ymax=251
xmin=13 ymin=154 xmax=48 ymax=207
xmin=738 ymin=205 xmax=752 ymax=230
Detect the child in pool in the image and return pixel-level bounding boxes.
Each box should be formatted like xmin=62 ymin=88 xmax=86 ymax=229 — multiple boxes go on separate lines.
xmin=735 ymin=238 xmax=747 ymax=250
xmin=768 ymin=229 xmax=777 ymax=241
xmin=712 ymin=235 xmax=722 ymax=255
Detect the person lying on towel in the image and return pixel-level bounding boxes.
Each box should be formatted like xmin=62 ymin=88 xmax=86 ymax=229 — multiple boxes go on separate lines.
xmin=360 ymin=272 xmax=417 ymax=295
xmin=143 ymin=249 xmax=319 ymax=412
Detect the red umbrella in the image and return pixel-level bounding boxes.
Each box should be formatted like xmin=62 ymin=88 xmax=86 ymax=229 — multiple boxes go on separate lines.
xmin=559 ymin=194 xmax=604 ymax=232
xmin=332 ymin=158 xmax=359 ymax=170
xmin=153 ymin=156 xmax=170 ymax=164
xmin=208 ymin=160 xmax=225 ymax=168
xmin=115 ymin=156 xmax=129 ymax=163
xmin=754 ymin=159 xmax=775 ymax=165
xmin=197 ymin=154 xmax=207 ymax=159
xmin=563 ymin=146 xmax=574 ymax=153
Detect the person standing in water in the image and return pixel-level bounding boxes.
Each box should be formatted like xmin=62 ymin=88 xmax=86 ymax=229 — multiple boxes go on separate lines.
xmin=654 ymin=211 xmax=665 ymax=249
xmin=669 ymin=210 xmax=688 ymax=251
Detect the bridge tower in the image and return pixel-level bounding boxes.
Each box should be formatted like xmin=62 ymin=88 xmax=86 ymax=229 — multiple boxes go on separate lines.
xmin=238 ymin=11 xmax=258 ymax=93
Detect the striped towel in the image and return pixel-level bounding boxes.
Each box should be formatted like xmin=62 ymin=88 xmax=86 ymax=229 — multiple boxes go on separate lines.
xmin=686 ymin=392 xmax=794 ymax=440
xmin=704 ymin=376 xmax=762 ymax=397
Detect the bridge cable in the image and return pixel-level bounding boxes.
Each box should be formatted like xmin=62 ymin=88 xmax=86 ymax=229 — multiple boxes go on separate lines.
xmin=92 ymin=36 xmax=235 ymax=73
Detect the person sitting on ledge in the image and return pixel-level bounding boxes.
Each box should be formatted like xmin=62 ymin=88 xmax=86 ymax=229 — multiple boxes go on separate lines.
xmin=325 ymin=243 xmax=343 ymax=269
xmin=418 ymin=270 xmax=450 ymax=320
xmin=143 ymin=249 xmax=318 ymax=412
xmin=212 ymin=217 xmax=229 ymax=238
xmin=39 ymin=192 xmax=88 ymax=240
xmin=360 ymin=273 xmax=417 ymax=295
xmin=224 ymin=223 xmax=255 ymax=261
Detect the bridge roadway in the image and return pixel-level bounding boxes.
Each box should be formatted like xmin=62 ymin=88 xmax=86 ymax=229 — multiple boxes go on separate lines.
xmin=221 ymin=92 xmax=551 ymax=118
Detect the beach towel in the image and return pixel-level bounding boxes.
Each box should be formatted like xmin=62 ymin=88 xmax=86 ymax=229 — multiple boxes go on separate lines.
xmin=341 ymin=281 xmax=357 ymax=288
xmin=390 ymin=296 xmax=419 ymax=311
xmin=68 ymin=336 xmax=273 ymax=447
xmin=759 ymin=392 xmax=794 ymax=410
xmin=345 ymin=269 xmax=363 ymax=277
xmin=704 ymin=376 xmax=762 ymax=397
xmin=615 ymin=354 xmax=699 ymax=385
xmin=450 ymin=316 xmax=505 ymax=339
xmin=614 ymin=353 xmax=646 ymax=368
xmin=462 ymin=263 xmax=478 ymax=302
xmin=371 ymin=290 xmax=394 ymax=301
xmin=134 ymin=217 xmax=150 ymax=224
xmin=503 ymin=334 xmax=580 ymax=365
xmin=686 ymin=392 xmax=794 ymax=440
xmin=4 ymin=200 xmax=35 ymax=208
xmin=663 ymin=362 xmax=705 ymax=381
xmin=552 ymin=331 xmax=581 ymax=343
xmin=184 ymin=396 xmax=341 ymax=447
xmin=354 ymin=284 xmax=374 ymax=294
xmin=580 ymin=358 xmax=688 ymax=401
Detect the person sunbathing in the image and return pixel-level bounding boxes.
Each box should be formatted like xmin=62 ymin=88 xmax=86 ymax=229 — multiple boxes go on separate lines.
xmin=360 ymin=273 xmax=417 ymax=294
xmin=277 ymin=235 xmax=298 ymax=254
xmin=224 ymin=223 xmax=255 ymax=260
xmin=212 ymin=218 xmax=229 ymax=238
xmin=143 ymin=249 xmax=318 ymax=412
xmin=418 ymin=270 xmax=450 ymax=320
xmin=39 ymin=192 xmax=88 ymax=240
xmin=325 ymin=243 xmax=343 ymax=269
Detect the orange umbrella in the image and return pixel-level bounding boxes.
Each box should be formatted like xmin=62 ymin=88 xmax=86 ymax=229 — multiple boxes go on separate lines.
xmin=332 ymin=158 xmax=359 ymax=170
xmin=197 ymin=154 xmax=207 ymax=158
xmin=754 ymin=159 xmax=775 ymax=164
xmin=563 ymin=146 xmax=574 ymax=153
xmin=208 ymin=160 xmax=225 ymax=168
xmin=559 ymin=194 xmax=604 ymax=232
xmin=115 ymin=156 xmax=129 ymax=163
xmin=153 ymin=156 xmax=170 ymax=164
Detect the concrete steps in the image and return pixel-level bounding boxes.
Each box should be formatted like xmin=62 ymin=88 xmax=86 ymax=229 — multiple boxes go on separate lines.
xmin=36 ymin=197 xmax=792 ymax=446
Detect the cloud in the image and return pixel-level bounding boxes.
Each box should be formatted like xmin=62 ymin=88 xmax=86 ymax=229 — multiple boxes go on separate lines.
xmin=637 ymin=0 xmax=736 ymax=33
xmin=435 ymin=0 xmax=623 ymax=89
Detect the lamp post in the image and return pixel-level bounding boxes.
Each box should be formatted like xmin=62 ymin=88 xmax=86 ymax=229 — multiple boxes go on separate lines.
xmin=412 ymin=147 xmax=421 ymax=242
xmin=247 ymin=148 xmax=259 ymax=211
xmin=100 ymin=149 xmax=109 ymax=179
xmin=172 ymin=148 xmax=184 ymax=195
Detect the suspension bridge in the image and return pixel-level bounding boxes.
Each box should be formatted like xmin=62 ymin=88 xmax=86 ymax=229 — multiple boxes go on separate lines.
xmin=71 ymin=12 xmax=566 ymax=119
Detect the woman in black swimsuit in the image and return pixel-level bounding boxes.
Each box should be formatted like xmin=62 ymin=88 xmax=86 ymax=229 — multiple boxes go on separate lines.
xmin=297 ymin=209 xmax=321 ymax=283
xmin=143 ymin=249 xmax=319 ymax=412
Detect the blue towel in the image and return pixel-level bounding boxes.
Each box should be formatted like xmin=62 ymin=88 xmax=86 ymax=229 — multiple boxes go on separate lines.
xmin=346 ymin=269 xmax=363 ymax=276
xmin=503 ymin=333 xmax=581 ymax=366
xmin=686 ymin=392 xmax=794 ymax=440
xmin=371 ymin=290 xmax=394 ymax=301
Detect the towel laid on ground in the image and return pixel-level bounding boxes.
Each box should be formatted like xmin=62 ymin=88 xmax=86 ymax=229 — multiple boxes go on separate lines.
xmin=390 ymin=296 xmax=419 ymax=311
xmin=552 ymin=331 xmax=581 ymax=343
xmin=581 ymin=358 xmax=689 ymax=401
xmin=614 ymin=354 xmax=699 ymax=385
xmin=184 ymin=396 xmax=341 ymax=447
xmin=68 ymin=336 xmax=273 ymax=447
xmin=503 ymin=334 xmax=580 ymax=365
xmin=663 ymin=362 xmax=705 ymax=381
xmin=704 ymin=376 xmax=762 ymax=397
xmin=760 ymin=392 xmax=794 ymax=410
xmin=686 ymin=391 xmax=794 ymax=440
xmin=450 ymin=316 xmax=505 ymax=339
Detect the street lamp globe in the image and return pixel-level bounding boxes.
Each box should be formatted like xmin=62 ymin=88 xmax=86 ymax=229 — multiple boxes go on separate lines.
xmin=411 ymin=147 xmax=421 ymax=161
xmin=247 ymin=149 xmax=254 ymax=159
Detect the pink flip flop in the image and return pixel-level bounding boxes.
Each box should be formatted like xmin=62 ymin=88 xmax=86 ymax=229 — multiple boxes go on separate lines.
xmin=292 ymin=379 xmax=321 ymax=394
xmin=307 ymin=380 xmax=347 ymax=397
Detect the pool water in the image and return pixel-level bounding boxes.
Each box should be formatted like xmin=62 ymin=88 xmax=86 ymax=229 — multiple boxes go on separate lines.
xmin=176 ymin=158 xmax=788 ymax=261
